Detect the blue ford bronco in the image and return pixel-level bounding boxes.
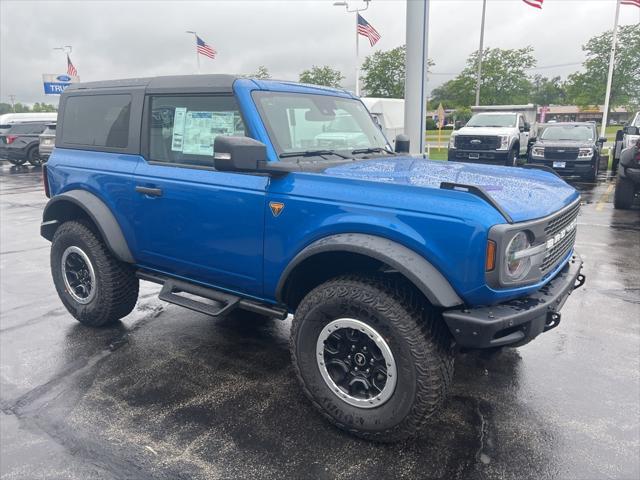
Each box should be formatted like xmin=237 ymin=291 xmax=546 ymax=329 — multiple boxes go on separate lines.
xmin=41 ymin=75 xmax=585 ymax=442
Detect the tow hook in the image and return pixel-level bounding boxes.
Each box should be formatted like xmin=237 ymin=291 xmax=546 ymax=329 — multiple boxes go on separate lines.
xmin=544 ymin=312 xmax=561 ymax=332
xmin=574 ymin=273 xmax=586 ymax=290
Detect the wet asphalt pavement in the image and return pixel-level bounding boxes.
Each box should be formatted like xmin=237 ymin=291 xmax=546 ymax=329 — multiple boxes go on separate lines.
xmin=0 ymin=161 xmax=638 ymax=480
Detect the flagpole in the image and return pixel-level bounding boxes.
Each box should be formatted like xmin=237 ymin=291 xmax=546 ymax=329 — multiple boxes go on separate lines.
xmin=333 ymin=1 xmax=370 ymax=96
xmin=600 ymin=0 xmax=621 ymax=139
xmin=355 ymin=12 xmax=360 ymax=96
xmin=186 ymin=31 xmax=200 ymax=74
xmin=475 ymin=0 xmax=487 ymax=106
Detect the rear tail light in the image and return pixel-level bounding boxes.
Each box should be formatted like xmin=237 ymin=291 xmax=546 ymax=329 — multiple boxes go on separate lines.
xmin=42 ymin=164 xmax=50 ymax=198
xmin=6 ymin=135 xmax=17 ymax=144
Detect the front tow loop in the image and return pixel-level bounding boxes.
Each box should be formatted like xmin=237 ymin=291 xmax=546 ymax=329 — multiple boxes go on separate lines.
xmin=574 ymin=273 xmax=586 ymax=290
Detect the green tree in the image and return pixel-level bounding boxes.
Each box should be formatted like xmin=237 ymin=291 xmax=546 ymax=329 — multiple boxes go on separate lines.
xmin=565 ymin=24 xmax=640 ymax=110
xmin=530 ymin=75 xmax=567 ymax=106
xmin=251 ymin=65 xmax=271 ymax=80
xmin=360 ymin=45 xmax=433 ymax=98
xmin=299 ymin=65 xmax=344 ymax=88
xmin=430 ymin=47 xmax=536 ymax=107
xmin=32 ymin=102 xmax=57 ymax=112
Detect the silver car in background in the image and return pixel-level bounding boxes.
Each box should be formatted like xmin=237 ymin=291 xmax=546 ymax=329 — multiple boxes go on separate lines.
xmin=38 ymin=123 xmax=56 ymax=162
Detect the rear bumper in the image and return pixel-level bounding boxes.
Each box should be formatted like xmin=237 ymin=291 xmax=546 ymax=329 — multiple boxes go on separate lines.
xmin=448 ymin=149 xmax=509 ymax=165
xmin=443 ymin=251 xmax=584 ymax=349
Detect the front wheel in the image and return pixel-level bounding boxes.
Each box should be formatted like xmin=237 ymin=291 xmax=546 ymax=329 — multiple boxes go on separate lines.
xmin=51 ymin=220 xmax=139 ymax=326
xmin=290 ymin=275 xmax=454 ymax=442
xmin=506 ymin=147 xmax=518 ymax=166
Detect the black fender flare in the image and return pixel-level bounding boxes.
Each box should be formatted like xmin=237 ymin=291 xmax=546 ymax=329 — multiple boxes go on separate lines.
xmin=41 ymin=189 xmax=135 ymax=263
xmin=276 ymin=233 xmax=463 ymax=308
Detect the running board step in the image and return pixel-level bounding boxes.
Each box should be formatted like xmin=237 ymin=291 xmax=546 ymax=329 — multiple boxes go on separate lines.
xmin=137 ymin=271 xmax=288 ymax=320
xmin=159 ymin=279 xmax=240 ymax=318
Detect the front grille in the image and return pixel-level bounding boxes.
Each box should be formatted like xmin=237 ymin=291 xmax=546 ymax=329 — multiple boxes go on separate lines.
xmin=541 ymin=202 xmax=580 ymax=275
xmin=455 ymin=135 xmax=500 ymax=150
xmin=544 ymin=147 xmax=579 ymax=160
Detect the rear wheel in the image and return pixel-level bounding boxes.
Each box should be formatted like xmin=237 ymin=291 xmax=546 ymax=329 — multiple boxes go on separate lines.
xmin=290 ymin=275 xmax=454 ymax=442
xmin=51 ymin=220 xmax=139 ymax=326
xmin=27 ymin=147 xmax=42 ymax=166
xmin=614 ymin=176 xmax=635 ymax=209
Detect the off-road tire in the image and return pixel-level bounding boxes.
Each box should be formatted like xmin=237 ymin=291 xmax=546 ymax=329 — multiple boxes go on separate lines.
xmin=27 ymin=147 xmax=42 ymax=166
xmin=614 ymin=176 xmax=635 ymax=209
xmin=51 ymin=220 xmax=139 ymax=326
xmin=290 ymin=274 xmax=454 ymax=442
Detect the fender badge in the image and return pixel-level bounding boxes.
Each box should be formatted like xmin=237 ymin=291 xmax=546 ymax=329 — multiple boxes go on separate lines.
xmin=269 ymin=201 xmax=285 ymax=217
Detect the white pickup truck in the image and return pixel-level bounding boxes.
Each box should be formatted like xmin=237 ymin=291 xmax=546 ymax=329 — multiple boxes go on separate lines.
xmin=448 ymin=105 xmax=537 ymax=166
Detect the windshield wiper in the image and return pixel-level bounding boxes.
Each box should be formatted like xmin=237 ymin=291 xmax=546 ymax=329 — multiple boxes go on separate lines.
xmin=279 ymin=149 xmax=351 ymax=159
xmin=351 ymin=147 xmax=395 ymax=155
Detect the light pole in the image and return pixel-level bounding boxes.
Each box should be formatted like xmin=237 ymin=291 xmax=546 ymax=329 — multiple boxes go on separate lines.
xmin=53 ymin=45 xmax=72 ymax=72
xmin=185 ymin=31 xmax=200 ymax=74
xmin=475 ymin=0 xmax=487 ymax=106
xmin=333 ymin=0 xmax=371 ymax=96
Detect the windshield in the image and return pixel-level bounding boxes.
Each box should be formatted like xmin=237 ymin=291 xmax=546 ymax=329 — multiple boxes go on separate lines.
xmin=633 ymin=114 xmax=640 ymax=127
xmin=466 ymin=113 xmax=517 ymax=128
xmin=253 ymin=91 xmax=389 ymax=156
xmin=541 ymin=125 xmax=594 ymax=141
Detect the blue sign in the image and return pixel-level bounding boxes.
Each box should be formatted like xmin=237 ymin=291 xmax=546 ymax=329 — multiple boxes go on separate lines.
xmin=43 ymin=82 xmax=71 ymax=94
xmin=42 ymin=73 xmax=78 ymax=95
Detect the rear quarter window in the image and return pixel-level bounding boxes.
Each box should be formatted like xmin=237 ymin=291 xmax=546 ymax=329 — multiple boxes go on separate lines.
xmin=61 ymin=94 xmax=131 ymax=148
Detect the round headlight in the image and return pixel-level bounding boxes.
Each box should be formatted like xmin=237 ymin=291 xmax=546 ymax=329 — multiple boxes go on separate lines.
xmin=505 ymin=231 xmax=531 ymax=281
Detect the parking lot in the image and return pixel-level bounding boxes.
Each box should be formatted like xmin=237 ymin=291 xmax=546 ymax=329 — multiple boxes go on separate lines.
xmin=0 ymin=161 xmax=638 ymax=479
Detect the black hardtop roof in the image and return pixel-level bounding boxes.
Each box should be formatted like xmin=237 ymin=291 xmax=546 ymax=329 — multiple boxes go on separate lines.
xmin=64 ymin=74 xmax=240 ymax=93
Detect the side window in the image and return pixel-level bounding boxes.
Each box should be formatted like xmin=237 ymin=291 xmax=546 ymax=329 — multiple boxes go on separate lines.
xmin=62 ymin=94 xmax=131 ymax=148
xmin=148 ymin=95 xmax=245 ymax=167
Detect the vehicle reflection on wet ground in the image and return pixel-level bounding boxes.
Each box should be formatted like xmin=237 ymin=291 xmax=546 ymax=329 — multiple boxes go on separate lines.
xmin=1 ymin=161 xmax=638 ymax=479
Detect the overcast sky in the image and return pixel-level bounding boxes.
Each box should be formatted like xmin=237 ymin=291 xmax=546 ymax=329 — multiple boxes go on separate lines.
xmin=1 ymin=0 xmax=638 ymax=105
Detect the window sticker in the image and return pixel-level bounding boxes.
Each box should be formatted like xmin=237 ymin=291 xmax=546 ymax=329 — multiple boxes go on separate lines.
xmin=182 ymin=111 xmax=215 ymax=156
xmin=171 ymin=107 xmax=187 ymax=152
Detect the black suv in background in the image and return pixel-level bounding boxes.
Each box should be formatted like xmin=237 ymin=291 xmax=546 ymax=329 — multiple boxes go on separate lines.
xmin=0 ymin=122 xmax=49 ymax=166
xmin=528 ymin=122 xmax=606 ymax=182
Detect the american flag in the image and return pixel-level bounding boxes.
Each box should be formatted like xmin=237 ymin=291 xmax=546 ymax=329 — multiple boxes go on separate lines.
xmin=196 ymin=35 xmax=217 ymax=59
xmin=67 ymin=54 xmax=77 ymax=76
xmin=522 ymin=0 xmax=544 ymax=8
xmin=621 ymin=0 xmax=640 ymax=7
xmin=357 ymin=14 xmax=381 ymax=47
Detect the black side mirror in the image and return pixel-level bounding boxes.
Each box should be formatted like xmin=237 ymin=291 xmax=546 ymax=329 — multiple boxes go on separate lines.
xmin=598 ymin=137 xmax=607 ymax=144
xmin=395 ymin=134 xmax=410 ymax=153
xmin=454 ymin=120 xmax=462 ymax=130
xmin=524 ymin=122 xmax=531 ymax=132
xmin=623 ymin=125 xmax=639 ymax=135
xmin=214 ymin=136 xmax=267 ymax=172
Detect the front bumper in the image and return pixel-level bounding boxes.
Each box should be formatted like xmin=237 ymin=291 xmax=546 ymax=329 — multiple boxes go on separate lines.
xmin=448 ymin=149 xmax=510 ymax=165
xmin=443 ymin=251 xmax=584 ymax=349
xmin=529 ymin=158 xmax=595 ymax=176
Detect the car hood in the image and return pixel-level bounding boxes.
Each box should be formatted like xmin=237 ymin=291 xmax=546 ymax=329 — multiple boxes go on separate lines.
xmin=454 ymin=126 xmax=516 ymax=137
xmin=536 ymin=139 xmax=593 ymax=148
xmin=321 ymin=157 xmax=579 ymax=223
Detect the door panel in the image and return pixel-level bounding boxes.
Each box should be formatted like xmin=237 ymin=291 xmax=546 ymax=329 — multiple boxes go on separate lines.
xmin=132 ymin=163 xmax=268 ymax=297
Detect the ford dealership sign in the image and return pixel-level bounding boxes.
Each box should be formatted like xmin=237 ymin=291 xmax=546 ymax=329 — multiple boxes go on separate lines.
xmin=43 ymin=73 xmax=79 ymax=95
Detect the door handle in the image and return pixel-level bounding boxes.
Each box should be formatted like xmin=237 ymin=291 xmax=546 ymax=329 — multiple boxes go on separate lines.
xmin=135 ymin=186 xmax=163 ymax=197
